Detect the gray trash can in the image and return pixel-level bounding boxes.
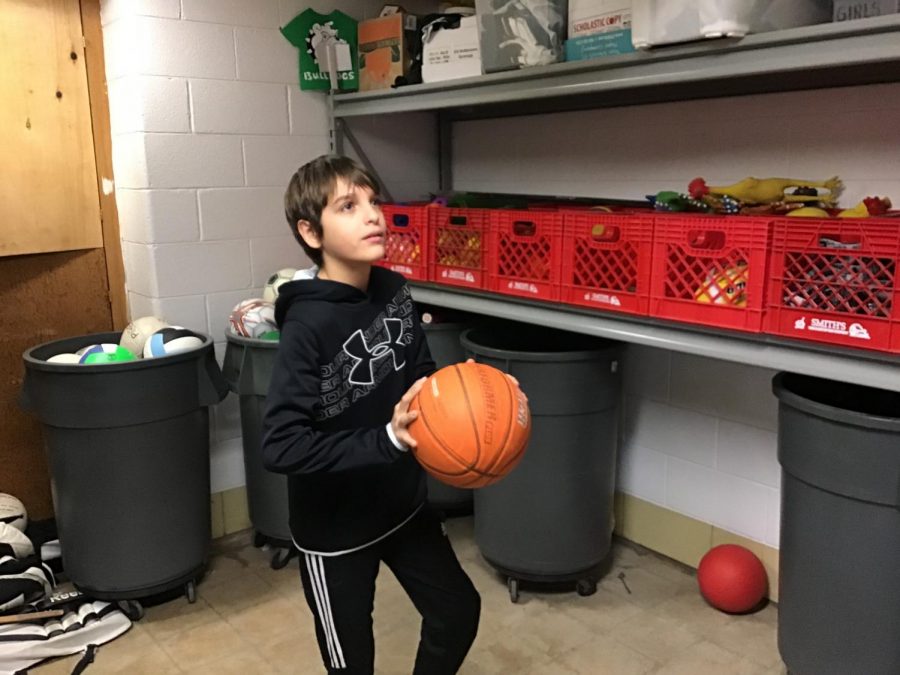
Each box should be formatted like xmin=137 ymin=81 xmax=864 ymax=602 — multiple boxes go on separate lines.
xmin=20 ymin=331 xmax=227 ymax=618
xmin=420 ymin=306 xmax=478 ymax=515
xmin=773 ymin=373 xmax=900 ymax=675
xmin=460 ymin=324 xmax=622 ymax=603
xmin=222 ymin=333 xmax=295 ymax=569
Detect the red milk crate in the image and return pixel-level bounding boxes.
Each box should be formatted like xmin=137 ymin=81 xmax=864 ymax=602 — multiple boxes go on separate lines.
xmin=378 ymin=204 xmax=429 ymax=281
xmin=488 ymin=210 xmax=564 ymax=301
xmin=561 ymin=210 xmax=654 ymax=315
xmin=429 ymin=207 xmax=490 ymax=289
xmin=649 ymin=214 xmax=771 ymax=333
xmin=764 ymin=217 xmax=900 ymax=353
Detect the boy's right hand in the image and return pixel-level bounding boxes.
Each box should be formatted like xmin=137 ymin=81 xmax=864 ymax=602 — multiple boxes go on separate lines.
xmin=390 ymin=377 xmax=427 ymax=450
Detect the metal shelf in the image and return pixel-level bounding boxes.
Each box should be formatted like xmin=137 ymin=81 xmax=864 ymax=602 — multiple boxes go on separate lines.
xmin=334 ymin=15 xmax=900 ymax=119
xmin=410 ymin=283 xmax=900 ymax=393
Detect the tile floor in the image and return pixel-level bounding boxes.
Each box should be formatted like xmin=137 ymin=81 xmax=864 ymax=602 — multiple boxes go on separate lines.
xmin=34 ymin=517 xmax=785 ymax=674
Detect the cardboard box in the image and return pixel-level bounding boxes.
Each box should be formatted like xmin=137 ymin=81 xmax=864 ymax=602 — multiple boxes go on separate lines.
xmin=358 ymin=11 xmax=418 ymax=91
xmin=833 ymin=0 xmax=900 ymax=21
xmin=475 ymin=0 xmax=566 ymax=73
xmin=566 ymin=0 xmax=634 ymax=61
xmin=422 ymin=15 xmax=482 ymax=83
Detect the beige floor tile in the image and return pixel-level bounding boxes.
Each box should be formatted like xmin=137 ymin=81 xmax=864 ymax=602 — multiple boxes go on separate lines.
xmin=177 ymin=647 xmax=277 ymax=674
xmin=260 ymin=627 xmax=328 ymax=674
xmin=599 ymin=564 xmax=694 ymax=610
xmin=556 ymin=586 xmax=645 ymax=634
xmin=157 ymin=616 xmax=251 ymax=669
xmin=373 ymin=615 xmax=421 ymax=674
xmin=200 ymin=569 xmax=276 ymax=613
xmin=608 ymin=611 xmax=704 ymax=664
xmin=223 ymin=594 xmax=308 ymax=645
xmin=702 ymin=612 xmax=782 ymax=670
xmin=555 ymin=633 xmax=660 ymax=675
xmin=87 ymin=631 xmax=180 ymax=674
xmin=654 ymin=639 xmax=771 ymax=675
xmin=141 ymin=595 xmax=221 ymax=643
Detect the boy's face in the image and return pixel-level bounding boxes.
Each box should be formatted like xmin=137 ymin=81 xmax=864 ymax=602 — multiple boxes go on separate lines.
xmin=299 ymin=178 xmax=385 ymax=269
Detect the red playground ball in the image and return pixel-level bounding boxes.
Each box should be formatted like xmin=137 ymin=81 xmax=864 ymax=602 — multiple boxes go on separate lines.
xmin=697 ymin=544 xmax=768 ymax=613
xmin=407 ymin=362 xmax=531 ymax=488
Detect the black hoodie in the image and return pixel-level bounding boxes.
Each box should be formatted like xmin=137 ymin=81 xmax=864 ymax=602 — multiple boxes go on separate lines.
xmin=261 ymin=266 xmax=435 ymax=554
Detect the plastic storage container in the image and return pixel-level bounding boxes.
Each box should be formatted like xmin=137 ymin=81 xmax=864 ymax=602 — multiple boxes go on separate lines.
xmin=649 ymin=214 xmax=770 ymax=333
xmin=429 ymin=207 xmax=490 ymax=290
xmin=773 ymin=373 xmax=900 ymax=675
xmin=488 ymin=209 xmax=564 ymax=302
xmin=764 ymin=216 xmax=900 ymax=353
xmin=461 ymin=324 xmax=622 ymax=603
xmin=222 ymin=333 xmax=295 ymax=569
xmin=379 ymin=204 xmax=430 ymax=281
xmin=561 ymin=210 xmax=654 ymax=315
xmin=20 ymin=331 xmax=228 ymax=619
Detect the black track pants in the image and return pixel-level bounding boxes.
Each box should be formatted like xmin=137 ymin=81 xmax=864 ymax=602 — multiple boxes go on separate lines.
xmin=297 ymin=508 xmax=481 ymax=674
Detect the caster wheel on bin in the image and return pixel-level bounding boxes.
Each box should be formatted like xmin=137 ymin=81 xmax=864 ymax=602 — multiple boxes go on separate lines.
xmin=576 ymin=579 xmax=597 ymax=597
xmin=185 ymin=580 xmax=197 ymax=603
xmin=118 ymin=599 xmax=144 ymax=621
xmin=508 ymin=577 xmax=520 ymax=604
xmin=270 ymin=548 xmax=294 ymax=570
xmin=253 ymin=532 xmax=266 ymax=548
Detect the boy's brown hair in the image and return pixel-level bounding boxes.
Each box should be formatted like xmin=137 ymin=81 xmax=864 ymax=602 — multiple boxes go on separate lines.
xmin=284 ymin=155 xmax=381 ymax=266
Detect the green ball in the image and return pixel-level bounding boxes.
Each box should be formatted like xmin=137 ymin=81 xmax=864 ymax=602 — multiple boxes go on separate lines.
xmin=81 ymin=344 xmax=137 ymax=364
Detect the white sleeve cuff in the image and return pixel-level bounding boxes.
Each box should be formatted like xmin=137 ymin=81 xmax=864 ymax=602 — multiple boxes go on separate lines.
xmin=385 ymin=422 xmax=408 ymax=452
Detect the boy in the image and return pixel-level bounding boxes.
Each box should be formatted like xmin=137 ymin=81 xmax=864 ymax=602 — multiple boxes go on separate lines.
xmin=262 ymin=155 xmax=480 ymax=674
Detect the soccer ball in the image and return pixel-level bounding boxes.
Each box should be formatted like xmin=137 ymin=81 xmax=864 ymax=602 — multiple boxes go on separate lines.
xmin=229 ymin=299 xmax=277 ymax=338
xmin=144 ymin=327 xmax=204 ymax=358
xmin=77 ymin=344 xmax=137 ymax=365
xmin=263 ymin=268 xmax=297 ymax=302
xmin=0 ymin=493 xmax=27 ymax=532
xmin=120 ymin=316 xmax=170 ymax=357
xmin=46 ymin=353 xmax=82 ymax=364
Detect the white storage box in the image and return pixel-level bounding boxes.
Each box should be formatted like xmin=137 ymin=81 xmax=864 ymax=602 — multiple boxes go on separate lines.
xmin=422 ymin=15 xmax=483 ymax=82
xmin=631 ymin=0 xmax=831 ymax=49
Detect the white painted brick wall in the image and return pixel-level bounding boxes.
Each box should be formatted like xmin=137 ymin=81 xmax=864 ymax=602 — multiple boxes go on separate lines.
xmin=243 ymin=135 xmax=331 ymax=187
xmin=198 ymin=187 xmax=286 ymax=240
xmin=108 ymin=76 xmax=190 ymax=134
xmin=189 ymin=80 xmax=289 ymax=135
xmin=236 ymin=27 xmax=298 ymax=83
xmin=182 ymin=0 xmax=280 ymax=28
xmin=117 ymin=189 xmax=199 ymax=244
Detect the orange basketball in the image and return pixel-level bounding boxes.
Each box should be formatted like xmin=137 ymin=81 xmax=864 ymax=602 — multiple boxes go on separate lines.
xmin=408 ymin=362 xmax=531 ymax=488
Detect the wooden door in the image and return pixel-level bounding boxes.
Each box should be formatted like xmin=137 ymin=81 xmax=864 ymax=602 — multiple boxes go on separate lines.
xmin=0 ymin=0 xmax=126 ymax=520
xmin=1 ymin=0 xmax=103 ymax=256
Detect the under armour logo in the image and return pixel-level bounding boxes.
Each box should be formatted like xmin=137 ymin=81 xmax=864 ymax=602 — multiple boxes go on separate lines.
xmin=343 ymin=318 xmax=406 ymax=386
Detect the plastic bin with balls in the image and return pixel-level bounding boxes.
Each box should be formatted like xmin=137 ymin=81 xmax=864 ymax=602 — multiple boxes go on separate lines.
xmin=764 ymin=215 xmax=900 ymax=353
xmin=20 ymin=330 xmax=227 ymax=619
xmin=648 ymin=213 xmax=771 ymax=333
xmin=488 ymin=209 xmax=564 ymax=302
xmin=378 ymin=203 xmax=429 ymax=281
xmin=561 ymin=210 xmax=654 ymax=316
xmin=428 ymin=207 xmax=490 ymax=290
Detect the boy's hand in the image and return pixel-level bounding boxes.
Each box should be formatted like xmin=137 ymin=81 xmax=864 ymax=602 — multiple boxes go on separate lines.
xmin=391 ymin=377 xmax=427 ymax=449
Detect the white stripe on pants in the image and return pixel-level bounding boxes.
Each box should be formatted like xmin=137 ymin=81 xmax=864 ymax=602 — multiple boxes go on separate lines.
xmin=304 ymin=553 xmax=347 ymax=669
